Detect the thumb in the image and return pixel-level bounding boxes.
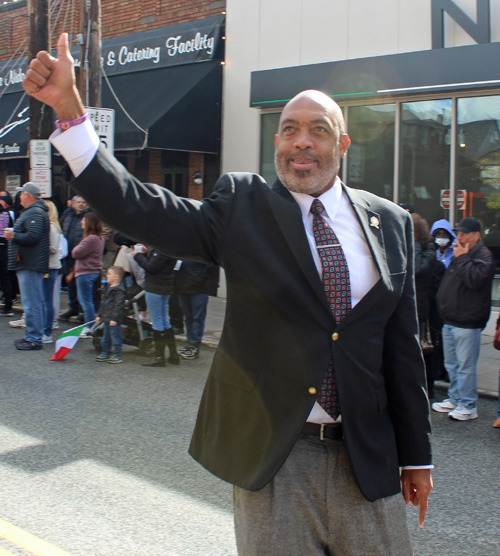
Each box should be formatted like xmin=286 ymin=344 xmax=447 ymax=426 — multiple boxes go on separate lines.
xmin=57 ymin=33 xmax=72 ymax=62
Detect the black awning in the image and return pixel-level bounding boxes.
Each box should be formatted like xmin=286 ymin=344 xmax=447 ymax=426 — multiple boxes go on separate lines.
xmin=102 ymin=60 xmax=222 ymax=153
xmin=250 ymin=41 xmax=500 ymax=108
xmin=0 ymin=92 xmax=29 ymax=159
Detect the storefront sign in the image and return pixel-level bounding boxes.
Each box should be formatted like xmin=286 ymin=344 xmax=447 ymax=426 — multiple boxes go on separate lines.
xmin=103 ymin=15 xmax=224 ymax=76
xmin=86 ymin=107 xmax=115 ymax=152
xmin=0 ymin=15 xmax=224 ymax=95
xmin=432 ymin=0 xmax=490 ymax=49
xmin=440 ymin=189 xmax=466 ymax=209
xmin=29 ymin=168 xmax=52 ymax=198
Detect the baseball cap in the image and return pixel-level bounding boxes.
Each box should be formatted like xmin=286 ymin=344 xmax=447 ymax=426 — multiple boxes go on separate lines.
xmin=16 ymin=182 xmax=41 ymax=198
xmin=454 ymin=217 xmax=480 ymax=233
xmin=399 ymin=203 xmax=415 ymax=213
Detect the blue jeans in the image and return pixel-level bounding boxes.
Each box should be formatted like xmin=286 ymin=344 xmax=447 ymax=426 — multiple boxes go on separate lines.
xmin=17 ymin=270 xmax=44 ymax=345
xmin=101 ymin=322 xmax=123 ymax=356
xmin=76 ymin=273 xmax=99 ymax=325
xmin=145 ymin=292 xmax=171 ymax=331
xmin=43 ymin=269 xmax=59 ymax=336
xmin=442 ymin=324 xmax=481 ymax=409
xmin=178 ymin=293 xmax=209 ymax=348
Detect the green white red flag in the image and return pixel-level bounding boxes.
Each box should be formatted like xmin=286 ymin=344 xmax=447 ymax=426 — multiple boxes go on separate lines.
xmin=50 ymin=324 xmax=87 ymax=361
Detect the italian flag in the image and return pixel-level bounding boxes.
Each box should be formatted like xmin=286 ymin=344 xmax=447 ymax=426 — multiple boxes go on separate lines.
xmin=50 ymin=323 xmax=87 ymax=361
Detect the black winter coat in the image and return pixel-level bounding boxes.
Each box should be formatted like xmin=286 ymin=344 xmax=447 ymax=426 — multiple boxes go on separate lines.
xmin=175 ymin=261 xmax=219 ymax=296
xmin=134 ymin=248 xmax=176 ymax=295
xmin=98 ymin=282 xmax=126 ymax=324
xmin=414 ymin=241 xmax=436 ymax=320
xmin=8 ymin=200 xmax=49 ymax=273
xmin=437 ymin=240 xmax=495 ymax=329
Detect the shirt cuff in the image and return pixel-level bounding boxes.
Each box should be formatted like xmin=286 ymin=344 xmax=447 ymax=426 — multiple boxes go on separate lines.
xmin=401 ymin=465 xmax=434 ymax=470
xmin=50 ymin=119 xmax=100 ymax=177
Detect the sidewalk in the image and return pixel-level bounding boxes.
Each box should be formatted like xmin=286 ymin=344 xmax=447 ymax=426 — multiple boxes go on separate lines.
xmin=11 ymin=294 xmax=499 ymax=400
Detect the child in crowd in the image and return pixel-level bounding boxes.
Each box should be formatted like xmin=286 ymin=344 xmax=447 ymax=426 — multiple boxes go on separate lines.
xmin=95 ymin=265 xmax=126 ymax=364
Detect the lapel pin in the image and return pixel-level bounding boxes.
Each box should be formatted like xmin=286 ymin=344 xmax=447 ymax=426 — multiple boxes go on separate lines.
xmin=370 ymin=216 xmax=380 ymax=229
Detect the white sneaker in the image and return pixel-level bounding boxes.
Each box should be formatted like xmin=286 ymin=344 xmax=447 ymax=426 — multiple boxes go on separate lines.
xmin=9 ymin=317 xmax=26 ymax=329
xmin=431 ymin=399 xmax=456 ymax=413
xmin=42 ymin=334 xmax=53 ymax=344
xmin=448 ymin=406 xmax=478 ymax=421
xmin=52 ymin=321 xmax=59 ymax=330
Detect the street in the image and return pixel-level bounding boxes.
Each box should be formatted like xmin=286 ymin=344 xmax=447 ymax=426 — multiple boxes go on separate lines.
xmin=0 ymin=316 xmax=499 ymax=556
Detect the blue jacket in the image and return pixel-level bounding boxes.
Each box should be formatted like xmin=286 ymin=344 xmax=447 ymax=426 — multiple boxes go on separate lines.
xmin=8 ymin=200 xmax=49 ymax=273
xmin=430 ymin=219 xmax=456 ymax=268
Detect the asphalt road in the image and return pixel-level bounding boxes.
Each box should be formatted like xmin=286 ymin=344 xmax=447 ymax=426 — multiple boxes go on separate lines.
xmin=0 ymin=316 xmax=499 ymax=555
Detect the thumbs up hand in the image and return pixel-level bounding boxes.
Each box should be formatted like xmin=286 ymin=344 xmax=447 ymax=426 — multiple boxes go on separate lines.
xmin=23 ymin=33 xmax=85 ymax=122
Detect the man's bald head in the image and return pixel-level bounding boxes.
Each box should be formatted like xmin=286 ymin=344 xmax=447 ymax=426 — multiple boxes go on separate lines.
xmin=274 ymin=90 xmax=350 ymax=197
xmin=280 ymin=90 xmax=346 ymax=135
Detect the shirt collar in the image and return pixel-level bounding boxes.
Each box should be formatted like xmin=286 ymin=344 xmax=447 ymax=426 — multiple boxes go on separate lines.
xmin=288 ymin=176 xmax=342 ymax=222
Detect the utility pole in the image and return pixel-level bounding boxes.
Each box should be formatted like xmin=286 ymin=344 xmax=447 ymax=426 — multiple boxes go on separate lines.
xmin=77 ymin=0 xmax=102 ymax=107
xmin=27 ymin=0 xmax=52 ymax=139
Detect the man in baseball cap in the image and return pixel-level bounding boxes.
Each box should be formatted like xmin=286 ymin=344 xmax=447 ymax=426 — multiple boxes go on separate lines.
xmin=16 ymin=182 xmax=41 ymax=198
xmin=434 ymin=216 xmax=495 ymax=421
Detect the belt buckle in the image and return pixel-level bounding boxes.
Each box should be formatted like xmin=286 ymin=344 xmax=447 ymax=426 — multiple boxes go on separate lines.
xmin=320 ymin=423 xmax=326 ymax=441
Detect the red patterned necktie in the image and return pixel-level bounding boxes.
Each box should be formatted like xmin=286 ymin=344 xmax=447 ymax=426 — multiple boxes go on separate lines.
xmin=310 ymin=198 xmax=351 ymax=419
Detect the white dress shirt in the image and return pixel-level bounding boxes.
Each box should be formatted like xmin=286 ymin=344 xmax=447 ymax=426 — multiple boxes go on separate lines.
xmin=289 ymin=182 xmax=380 ymax=424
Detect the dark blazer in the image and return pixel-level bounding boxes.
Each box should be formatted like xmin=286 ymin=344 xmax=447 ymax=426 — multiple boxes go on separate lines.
xmin=72 ymin=147 xmax=432 ymax=502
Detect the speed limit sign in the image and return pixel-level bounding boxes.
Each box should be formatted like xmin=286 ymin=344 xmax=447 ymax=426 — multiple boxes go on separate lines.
xmin=86 ymin=107 xmax=115 ymax=153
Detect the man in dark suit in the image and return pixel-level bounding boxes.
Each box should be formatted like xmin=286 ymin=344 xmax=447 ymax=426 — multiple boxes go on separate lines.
xmin=24 ymin=34 xmax=433 ymax=555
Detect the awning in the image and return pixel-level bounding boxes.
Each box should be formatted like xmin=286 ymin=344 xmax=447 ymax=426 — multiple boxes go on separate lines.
xmin=0 ymin=92 xmax=29 ymax=159
xmin=102 ymin=59 xmax=222 ymax=152
xmin=250 ymin=41 xmax=500 ymax=108
xmin=0 ymin=15 xmax=224 ymax=157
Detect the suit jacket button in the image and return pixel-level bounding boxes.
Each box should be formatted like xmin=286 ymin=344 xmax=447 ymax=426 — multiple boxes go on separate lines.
xmin=332 ymin=332 xmax=339 ymax=341
xmin=308 ymin=387 xmax=317 ymax=395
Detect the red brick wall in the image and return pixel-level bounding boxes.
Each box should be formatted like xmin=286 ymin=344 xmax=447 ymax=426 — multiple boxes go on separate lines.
xmin=0 ymin=0 xmax=226 ymax=61
xmin=149 ymin=149 xmax=162 ymax=185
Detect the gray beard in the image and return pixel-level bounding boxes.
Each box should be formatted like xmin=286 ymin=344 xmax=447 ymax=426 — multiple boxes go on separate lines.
xmin=274 ymin=151 xmax=339 ymax=195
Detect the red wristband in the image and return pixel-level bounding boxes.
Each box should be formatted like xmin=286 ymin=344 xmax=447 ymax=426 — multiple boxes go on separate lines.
xmin=55 ymin=112 xmax=89 ymax=130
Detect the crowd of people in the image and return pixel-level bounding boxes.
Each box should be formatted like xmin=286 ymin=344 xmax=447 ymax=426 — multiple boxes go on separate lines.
xmin=399 ymin=204 xmax=496 ymax=426
xmin=0 ymin=183 xmax=219 ymax=366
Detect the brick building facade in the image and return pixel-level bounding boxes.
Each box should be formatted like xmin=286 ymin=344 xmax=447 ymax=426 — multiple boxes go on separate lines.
xmin=0 ymin=0 xmax=226 ymax=202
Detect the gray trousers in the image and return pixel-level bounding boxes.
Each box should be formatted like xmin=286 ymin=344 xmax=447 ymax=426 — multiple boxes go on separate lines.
xmin=234 ymin=435 xmax=412 ymax=556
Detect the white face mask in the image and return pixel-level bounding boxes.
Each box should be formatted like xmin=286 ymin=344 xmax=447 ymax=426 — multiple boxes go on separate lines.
xmin=435 ymin=237 xmax=450 ymax=247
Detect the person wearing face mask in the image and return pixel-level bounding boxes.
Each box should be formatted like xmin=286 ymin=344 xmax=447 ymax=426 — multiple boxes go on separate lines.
xmin=430 ymin=219 xmax=456 ymax=269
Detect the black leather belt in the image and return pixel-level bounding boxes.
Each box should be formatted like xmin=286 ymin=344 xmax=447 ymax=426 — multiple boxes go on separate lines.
xmin=301 ymin=422 xmax=343 ymax=440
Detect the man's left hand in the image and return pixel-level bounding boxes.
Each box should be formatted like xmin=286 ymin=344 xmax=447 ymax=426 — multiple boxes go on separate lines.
xmin=4 ymin=229 xmax=13 ymax=241
xmin=400 ymin=469 xmax=433 ymax=527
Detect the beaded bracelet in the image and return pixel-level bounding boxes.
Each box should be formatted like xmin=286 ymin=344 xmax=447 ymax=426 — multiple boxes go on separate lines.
xmin=55 ymin=112 xmax=89 ymax=130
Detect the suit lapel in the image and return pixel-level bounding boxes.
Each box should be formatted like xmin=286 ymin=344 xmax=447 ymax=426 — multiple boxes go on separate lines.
xmin=343 ymin=185 xmax=392 ymax=292
xmin=266 ymin=180 xmax=333 ymax=317
xmin=335 ymin=186 xmax=393 ymax=329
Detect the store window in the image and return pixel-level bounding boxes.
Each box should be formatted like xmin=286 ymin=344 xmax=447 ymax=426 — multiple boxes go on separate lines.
xmin=457 ymin=96 xmax=500 ymax=273
xmin=346 ymin=105 xmax=395 ymax=200
xmin=399 ymin=99 xmax=452 ymax=224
